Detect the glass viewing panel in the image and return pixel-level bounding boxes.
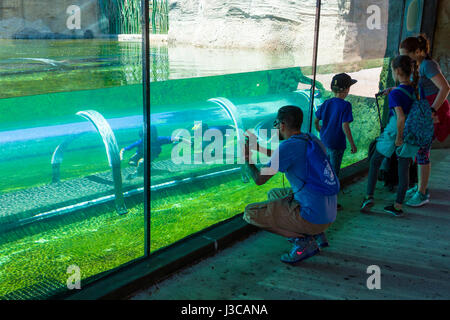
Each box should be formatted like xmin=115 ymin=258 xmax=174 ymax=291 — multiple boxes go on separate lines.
xmin=0 ymin=0 xmax=145 ymax=299
xmin=314 ymin=0 xmax=403 ymax=169
xmin=150 ymin=1 xmax=317 ymax=252
xmin=0 ymin=0 xmax=414 ymax=299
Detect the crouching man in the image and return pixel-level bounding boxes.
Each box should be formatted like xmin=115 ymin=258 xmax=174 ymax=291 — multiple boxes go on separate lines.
xmin=243 ymin=105 xmax=339 ymax=264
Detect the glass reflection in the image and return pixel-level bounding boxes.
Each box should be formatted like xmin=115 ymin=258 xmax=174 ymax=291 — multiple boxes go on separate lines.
xmin=0 ymin=0 xmax=145 ymax=299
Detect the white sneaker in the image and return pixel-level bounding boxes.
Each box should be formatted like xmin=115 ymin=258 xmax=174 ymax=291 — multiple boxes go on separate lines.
xmin=406 ymin=185 xmax=430 ymax=200
xmin=405 ymin=191 xmax=429 ymax=207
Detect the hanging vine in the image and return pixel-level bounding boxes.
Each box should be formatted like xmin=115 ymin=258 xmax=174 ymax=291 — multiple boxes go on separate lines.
xmin=98 ymin=0 xmax=142 ymax=34
xmin=151 ymin=0 xmax=169 ymax=34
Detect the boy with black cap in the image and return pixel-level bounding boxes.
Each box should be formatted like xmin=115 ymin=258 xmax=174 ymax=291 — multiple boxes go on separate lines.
xmin=314 ymin=73 xmax=358 ymax=210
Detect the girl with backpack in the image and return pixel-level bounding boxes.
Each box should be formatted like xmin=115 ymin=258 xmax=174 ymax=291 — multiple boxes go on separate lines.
xmin=360 ymin=55 xmax=421 ymax=216
xmin=399 ymin=35 xmax=450 ymax=207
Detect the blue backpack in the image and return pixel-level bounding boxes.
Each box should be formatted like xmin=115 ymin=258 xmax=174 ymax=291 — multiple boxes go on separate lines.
xmin=395 ymin=87 xmax=434 ymax=148
xmin=292 ymin=134 xmax=340 ymax=196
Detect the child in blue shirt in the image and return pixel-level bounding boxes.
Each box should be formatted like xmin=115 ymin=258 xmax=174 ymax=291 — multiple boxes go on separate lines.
xmin=314 ymin=73 xmax=357 ymax=210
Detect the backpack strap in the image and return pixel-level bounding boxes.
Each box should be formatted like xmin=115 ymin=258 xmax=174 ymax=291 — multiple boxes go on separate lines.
xmin=393 ymin=86 xmax=415 ymax=101
xmin=287 ymin=134 xmax=310 ymax=195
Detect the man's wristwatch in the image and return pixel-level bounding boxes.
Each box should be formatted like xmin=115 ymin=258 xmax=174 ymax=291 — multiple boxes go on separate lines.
xmin=431 ymin=107 xmax=437 ymax=114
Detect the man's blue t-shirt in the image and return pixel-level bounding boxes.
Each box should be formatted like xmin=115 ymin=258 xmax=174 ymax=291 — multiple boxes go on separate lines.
xmin=315 ymin=97 xmax=353 ymax=150
xmin=267 ymin=134 xmax=337 ymax=225
xmin=419 ymin=59 xmax=441 ymax=97
xmin=388 ymin=84 xmax=415 ymax=117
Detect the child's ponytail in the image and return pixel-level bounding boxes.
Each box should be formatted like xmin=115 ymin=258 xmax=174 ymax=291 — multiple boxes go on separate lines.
xmin=411 ymin=59 xmax=420 ymax=99
xmin=391 ymin=55 xmax=419 ymax=99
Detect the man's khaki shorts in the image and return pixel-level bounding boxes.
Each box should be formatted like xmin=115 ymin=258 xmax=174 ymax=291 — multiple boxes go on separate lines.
xmin=243 ymin=188 xmax=332 ymax=238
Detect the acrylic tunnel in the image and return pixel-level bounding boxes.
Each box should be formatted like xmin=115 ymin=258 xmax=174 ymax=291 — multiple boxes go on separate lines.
xmin=149 ymin=88 xmax=321 ymax=189
xmin=0 ymin=86 xmax=319 ymax=232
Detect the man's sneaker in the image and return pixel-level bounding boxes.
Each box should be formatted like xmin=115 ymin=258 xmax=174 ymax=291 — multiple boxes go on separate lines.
xmin=281 ymin=236 xmax=320 ymax=264
xmin=313 ymin=232 xmax=329 ymax=248
xmin=406 ymin=185 xmax=430 ymax=200
xmin=360 ymin=196 xmax=374 ymax=213
xmin=383 ymin=205 xmax=405 ymax=217
xmin=405 ymin=191 xmax=429 ymax=207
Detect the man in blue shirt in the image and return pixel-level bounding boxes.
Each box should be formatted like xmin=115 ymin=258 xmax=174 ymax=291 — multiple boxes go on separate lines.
xmin=243 ymin=106 xmax=337 ymax=264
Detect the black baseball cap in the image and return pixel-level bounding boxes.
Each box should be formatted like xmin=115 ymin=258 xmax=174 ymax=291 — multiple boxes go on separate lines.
xmin=331 ymin=73 xmax=358 ymax=91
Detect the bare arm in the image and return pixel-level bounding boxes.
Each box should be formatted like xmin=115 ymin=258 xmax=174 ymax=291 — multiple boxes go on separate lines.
xmin=255 ymin=145 xmax=273 ymax=157
xmin=429 ymin=73 xmax=450 ymax=112
xmin=245 ymin=130 xmax=273 ymax=157
xmin=244 ymin=139 xmax=276 ymax=185
xmin=394 ymin=106 xmax=406 ymax=146
xmin=244 ymin=163 xmax=276 ymax=186
xmin=342 ymin=122 xmax=357 ymax=153
xmin=314 ymin=118 xmax=321 ymax=132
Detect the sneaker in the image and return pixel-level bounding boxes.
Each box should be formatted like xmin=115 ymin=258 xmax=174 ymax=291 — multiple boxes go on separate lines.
xmin=281 ymin=236 xmax=320 ymax=264
xmin=313 ymin=232 xmax=329 ymax=248
xmin=360 ymin=196 xmax=374 ymax=213
xmin=406 ymin=185 xmax=430 ymax=200
xmin=383 ymin=205 xmax=405 ymax=217
xmin=405 ymin=191 xmax=429 ymax=207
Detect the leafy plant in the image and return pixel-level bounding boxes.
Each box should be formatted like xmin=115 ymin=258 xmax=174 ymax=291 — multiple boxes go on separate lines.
xmin=99 ymin=0 xmax=143 ymax=34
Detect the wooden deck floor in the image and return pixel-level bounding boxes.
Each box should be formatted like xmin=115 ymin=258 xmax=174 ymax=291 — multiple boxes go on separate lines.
xmin=130 ymin=149 xmax=450 ymax=300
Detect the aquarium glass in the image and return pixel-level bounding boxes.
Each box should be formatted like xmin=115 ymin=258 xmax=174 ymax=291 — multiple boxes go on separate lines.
xmin=149 ymin=0 xmax=407 ymax=253
xmin=149 ymin=2 xmax=318 ymax=252
xmin=0 ymin=0 xmax=145 ymax=299
xmin=314 ymin=0 xmax=403 ymax=169
xmin=0 ymin=0 xmax=416 ymax=299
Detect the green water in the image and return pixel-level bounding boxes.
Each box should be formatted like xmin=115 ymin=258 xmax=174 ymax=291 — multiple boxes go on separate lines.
xmin=0 ymin=39 xmax=144 ymax=298
xmin=0 ymin=39 xmax=142 ymax=100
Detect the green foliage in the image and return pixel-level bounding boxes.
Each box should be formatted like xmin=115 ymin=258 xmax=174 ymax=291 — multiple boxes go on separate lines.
xmin=151 ymin=0 xmax=169 ymax=34
xmin=99 ymin=0 xmax=142 ymax=34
